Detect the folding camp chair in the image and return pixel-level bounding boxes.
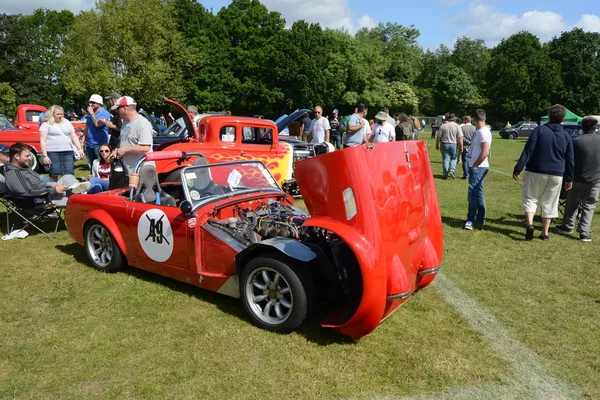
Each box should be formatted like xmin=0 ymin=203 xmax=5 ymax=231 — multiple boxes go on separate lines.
xmin=1 ymin=192 xmax=65 ymax=239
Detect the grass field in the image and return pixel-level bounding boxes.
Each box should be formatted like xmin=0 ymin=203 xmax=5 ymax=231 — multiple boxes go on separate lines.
xmin=1 ymin=135 xmax=599 ymax=399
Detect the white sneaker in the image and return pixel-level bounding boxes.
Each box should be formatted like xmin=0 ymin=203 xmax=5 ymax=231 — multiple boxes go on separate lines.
xmin=69 ymin=181 xmax=91 ymax=194
xmin=464 ymin=221 xmax=473 ymax=230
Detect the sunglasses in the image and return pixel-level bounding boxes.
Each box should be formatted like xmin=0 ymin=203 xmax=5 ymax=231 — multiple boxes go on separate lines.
xmin=315 ymin=111 xmax=321 ymax=114
xmin=99 ymin=149 xmax=110 ymax=153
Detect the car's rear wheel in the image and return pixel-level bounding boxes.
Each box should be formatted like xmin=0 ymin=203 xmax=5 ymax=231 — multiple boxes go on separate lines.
xmin=508 ymin=132 xmax=516 ymax=139
xmin=241 ymin=257 xmax=314 ymax=333
xmin=28 ymin=149 xmax=39 ymax=172
xmin=85 ymin=222 xmax=125 ymax=273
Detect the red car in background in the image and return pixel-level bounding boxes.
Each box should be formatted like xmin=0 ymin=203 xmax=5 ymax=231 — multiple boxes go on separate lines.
xmin=0 ymin=104 xmax=86 ymax=171
xmin=65 ymin=139 xmax=443 ymax=339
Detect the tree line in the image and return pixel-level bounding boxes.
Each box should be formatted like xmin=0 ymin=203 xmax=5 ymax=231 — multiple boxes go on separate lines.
xmin=1 ymin=0 xmax=599 ymax=127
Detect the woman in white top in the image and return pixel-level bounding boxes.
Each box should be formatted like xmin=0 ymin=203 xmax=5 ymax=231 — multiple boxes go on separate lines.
xmin=371 ymin=111 xmax=396 ymax=143
xmin=39 ymin=105 xmax=84 ymax=181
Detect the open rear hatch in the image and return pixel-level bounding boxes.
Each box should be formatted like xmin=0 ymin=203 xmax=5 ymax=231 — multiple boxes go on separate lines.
xmin=294 ymin=141 xmax=443 ymax=339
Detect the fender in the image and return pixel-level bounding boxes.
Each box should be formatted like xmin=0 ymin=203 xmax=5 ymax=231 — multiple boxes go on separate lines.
xmin=86 ymin=209 xmax=129 ymax=259
xmin=235 ymin=237 xmax=317 ymax=271
xmin=302 ymin=216 xmax=386 ymax=340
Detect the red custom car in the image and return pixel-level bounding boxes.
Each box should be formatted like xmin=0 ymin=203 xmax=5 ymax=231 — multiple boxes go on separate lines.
xmin=65 ymin=143 xmax=442 ymax=339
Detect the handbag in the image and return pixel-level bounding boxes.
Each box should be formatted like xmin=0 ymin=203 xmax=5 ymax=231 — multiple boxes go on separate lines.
xmin=109 ymin=158 xmax=130 ymax=190
xmin=70 ymin=141 xmax=82 ymax=160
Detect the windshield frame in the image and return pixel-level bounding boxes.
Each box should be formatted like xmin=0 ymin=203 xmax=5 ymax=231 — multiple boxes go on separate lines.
xmin=180 ymin=160 xmax=283 ymax=211
xmin=0 ymin=114 xmax=15 ymax=130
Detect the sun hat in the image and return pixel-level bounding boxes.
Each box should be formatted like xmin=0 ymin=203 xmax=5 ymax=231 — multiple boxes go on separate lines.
xmin=375 ymin=111 xmax=387 ymax=121
xmin=447 ymin=113 xmax=457 ymax=121
xmin=111 ymin=96 xmax=137 ymax=110
xmin=88 ymin=94 xmax=104 ymax=104
xmin=104 ymin=92 xmax=121 ymax=100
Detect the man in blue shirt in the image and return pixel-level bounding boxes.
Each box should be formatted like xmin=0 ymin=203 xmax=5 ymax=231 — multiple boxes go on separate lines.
xmin=81 ymin=94 xmax=111 ymax=171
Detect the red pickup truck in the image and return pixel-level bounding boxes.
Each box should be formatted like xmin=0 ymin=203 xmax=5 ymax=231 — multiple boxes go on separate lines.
xmin=0 ymin=104 xmax=86 ymax=171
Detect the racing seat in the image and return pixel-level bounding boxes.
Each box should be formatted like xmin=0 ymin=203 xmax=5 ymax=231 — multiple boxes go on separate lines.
xmin=135 ymin=165 xmax=176 ymax=206
xmin=192 ymin=156 xmax=224 ymax=198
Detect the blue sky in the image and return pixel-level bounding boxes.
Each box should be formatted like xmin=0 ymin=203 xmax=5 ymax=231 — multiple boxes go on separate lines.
xmin=3 ymin=0 xmax=599 ymax=49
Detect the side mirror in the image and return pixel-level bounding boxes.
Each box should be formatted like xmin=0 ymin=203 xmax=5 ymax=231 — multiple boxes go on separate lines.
xmin=180 ymin=200 xmax=193 ymax=214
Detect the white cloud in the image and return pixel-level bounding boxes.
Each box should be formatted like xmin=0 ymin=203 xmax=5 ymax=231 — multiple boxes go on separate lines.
xmin=357 ymin=15 xmax=377 ymax=30
xmin=0 ymin=0 xmax=93 ymax=15
xmin=576 ymin=14 xmax=600 ymax=33
xmin=447 ymin=1 xmax=568 ymax=46
xmin=260 ymin=0 xmax=373 ymax=33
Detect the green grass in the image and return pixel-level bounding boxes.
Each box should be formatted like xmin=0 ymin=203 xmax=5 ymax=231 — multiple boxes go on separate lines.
xmin=1 ymin=137 xmax=599 ymax=399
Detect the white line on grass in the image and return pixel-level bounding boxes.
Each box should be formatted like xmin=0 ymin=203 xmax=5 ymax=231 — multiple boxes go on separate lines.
xmin=381 ymin=273 xmax=583 ymax=400
xmin=489 ymin=168 xmax=513 ymax=177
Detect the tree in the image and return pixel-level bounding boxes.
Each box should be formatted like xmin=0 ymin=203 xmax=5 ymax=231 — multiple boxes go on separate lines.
xmin=433 ymin=64 xmax=485 ymax=115
xmin=384 ymin=82 xmax=419 ymax=115
xmin=485 ymin=32 xmax=562 ymax=123
xmin=62 ymin=0 xmax=198 ymax=109
xmin=0 ymin=82 xmax=16 ymax=116
xmin=547 ymin=28 xmax=600 ymax=115
xmin=451 ymin=36 xmax=490 ymax=84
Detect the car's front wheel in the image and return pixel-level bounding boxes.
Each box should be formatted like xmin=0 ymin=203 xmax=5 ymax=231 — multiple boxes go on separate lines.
xmin=240 ymin=257 xmax=314 ymax=333
xmin=508 ymin=132 xmax=516 ymax=139
xmin=84 ymin=222 xmax=125 ymax=273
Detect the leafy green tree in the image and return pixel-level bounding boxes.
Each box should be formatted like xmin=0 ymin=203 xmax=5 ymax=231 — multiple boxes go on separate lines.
xmin=0 ymin=82 xmax=16 ymax=116
xmin=62 ymin=0 xmax=198 ymax=109
xmin=451 ymin=36 xmax=490 ymax=84
xmin=433 ymin=64 xmax=485 ymax=115
xmin=485 ymin=32 xmax=562 ymax=122
xmin=384 ymin=81 xmax=418 ymax=115
xmin=547 ymin=28 xmax=600 ymax=115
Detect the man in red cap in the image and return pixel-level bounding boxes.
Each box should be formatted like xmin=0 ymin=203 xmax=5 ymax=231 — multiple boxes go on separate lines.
xmin=110 ymin=96 xmax=153 ymax=174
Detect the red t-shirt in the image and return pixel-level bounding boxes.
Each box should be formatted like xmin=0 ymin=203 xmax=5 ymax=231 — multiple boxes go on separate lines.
xmin=98 ymin=161 xmax=111 ymax=180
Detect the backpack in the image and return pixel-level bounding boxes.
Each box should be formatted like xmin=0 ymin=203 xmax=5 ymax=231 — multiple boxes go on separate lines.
xmin=109 ymin=159 xmax=129 ymax=190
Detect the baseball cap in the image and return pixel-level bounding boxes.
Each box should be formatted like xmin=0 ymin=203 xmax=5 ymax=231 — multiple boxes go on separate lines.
xmin=333 ymin=109 xmax=338 ymax=114
xmin=88 ymin=94 xmax=103 ymax=104
xmin=104 ymin=91 xmax=121 ymax=100
xmin=111 ymin=96 xmax=137 ymax=110
xmin=0 ymin=144 xmax=9 ymax=153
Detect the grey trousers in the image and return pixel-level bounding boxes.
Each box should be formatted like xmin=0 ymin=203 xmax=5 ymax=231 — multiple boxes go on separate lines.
xmin=561 ymin=181 xmax=600 ymax=237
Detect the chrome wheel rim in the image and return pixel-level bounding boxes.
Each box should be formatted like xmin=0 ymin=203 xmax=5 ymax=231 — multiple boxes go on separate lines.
xmin=86 ymin=224 xmax=113 ymax=268
xmin=29 ymin=152 xmax=37 ymax=171
xmin=245 ymin=267 xmax=293 ymax=325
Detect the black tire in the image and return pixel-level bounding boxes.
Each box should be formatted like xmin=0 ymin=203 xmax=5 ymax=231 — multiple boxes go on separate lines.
xmin=240 ymin=256 xmax=315 ymax=333
xmin=508 ymin=132 xmax=516 ymax=139
xmin=84 ymin=222 xmax=126 ymax=273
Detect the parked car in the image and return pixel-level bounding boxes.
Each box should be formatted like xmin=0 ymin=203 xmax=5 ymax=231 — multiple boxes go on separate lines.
xmin=499 ymin=121 xmax=538 ymax=139
xmin=0 ymin=113 xmax=42 ymax=171
xmin=64 ymin=142 xmax=443 ymax=339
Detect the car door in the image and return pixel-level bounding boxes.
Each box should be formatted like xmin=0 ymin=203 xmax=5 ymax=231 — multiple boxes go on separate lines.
xmin=124 ymin=200 xmax=190 ymax=272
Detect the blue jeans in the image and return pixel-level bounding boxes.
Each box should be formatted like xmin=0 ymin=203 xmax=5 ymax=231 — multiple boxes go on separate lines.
xmin=467 ymin=167 xmax=489 ymax=224
xmin=87 ymin=177 xmax=109 ymax=194
xmin=440 ymin=143 xmax=458 ymax=177
xmin=330 ymin=135 xmax=342 ymax=149
xmin=461 ymin=148 xmax=469 ymax=179
xmin=86 ymin=145 xmax=100 ymax=171
xmin=47 ymin=150 xmax=75 ymax=177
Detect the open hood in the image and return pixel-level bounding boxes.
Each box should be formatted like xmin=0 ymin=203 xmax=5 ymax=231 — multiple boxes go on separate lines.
xmin=164 ymin=98 xmax=198 ymax=141
xmin=294 ymin=142 xmax=443 ymax=339
xmin=276 ymin=109 xmax=311 ymax=133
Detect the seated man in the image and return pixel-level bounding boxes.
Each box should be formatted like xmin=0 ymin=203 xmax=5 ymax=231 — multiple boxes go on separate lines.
xmin=0 ymin=144 xmax=9 ymax=193
xmin=5 ymin=142 xmax=90 ymax=206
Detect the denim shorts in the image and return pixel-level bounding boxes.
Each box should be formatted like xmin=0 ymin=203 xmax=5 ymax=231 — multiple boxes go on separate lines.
xmin=48 ymin=150 xmax=75 ymax=177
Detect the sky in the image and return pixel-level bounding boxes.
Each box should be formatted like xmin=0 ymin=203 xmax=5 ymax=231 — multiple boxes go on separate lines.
xmin=2 ymin=0 xmax=600 ymax=49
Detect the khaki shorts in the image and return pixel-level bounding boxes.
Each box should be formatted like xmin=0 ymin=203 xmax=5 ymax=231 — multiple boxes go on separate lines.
xmin=522 ymin=171 xmax=563 ymax=218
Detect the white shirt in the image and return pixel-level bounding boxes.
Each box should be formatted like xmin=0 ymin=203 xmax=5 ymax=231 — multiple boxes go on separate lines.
xmin=468 ymin=126 xmax=492 ymax=168
xmin=309 ymin=117 xmax=331 ymax=144
xmin=372 ymin=123 xmax=394 ymax=143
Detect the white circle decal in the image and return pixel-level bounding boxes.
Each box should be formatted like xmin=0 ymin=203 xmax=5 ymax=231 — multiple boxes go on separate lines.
xmin=137 ymin=209 xmax=174 ymax=262
xmin=190 ymin=190 xmax=201 ymax=201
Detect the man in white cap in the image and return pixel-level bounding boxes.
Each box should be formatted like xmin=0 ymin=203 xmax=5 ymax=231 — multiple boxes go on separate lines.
xmin=81 ymin=94 xmax=111 ymax=171
xmin=110 ymin=96 xmax=153 ymax=174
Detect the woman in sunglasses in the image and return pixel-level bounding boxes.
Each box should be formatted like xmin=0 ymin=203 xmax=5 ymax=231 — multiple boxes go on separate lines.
xmin=87 ymin=143 xmax=112 ymax=194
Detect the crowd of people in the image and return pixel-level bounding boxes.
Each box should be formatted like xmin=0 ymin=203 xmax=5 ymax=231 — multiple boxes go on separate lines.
xmin=299 ymin=105 xmax=427 ymax=149
xmin=433 ymin=104 xmax=599 ymax=242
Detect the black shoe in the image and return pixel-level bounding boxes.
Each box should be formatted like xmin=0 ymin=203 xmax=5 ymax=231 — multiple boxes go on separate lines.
xmin=555 ymin=225 xmax=573 ymax=233
xmin=525 ymin=225 xmax=535 ymax=240
xmin=580 ymin=234 xmax=592 ymax=242
xmin=538 ymin=234 xmax=549 ymax=241
xmin=441 ymin=176 xmax=448 ymax=180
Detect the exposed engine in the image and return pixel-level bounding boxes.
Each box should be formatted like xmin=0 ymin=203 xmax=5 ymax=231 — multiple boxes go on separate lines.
xmin=207 ymin=201 xmax=312 ymax=245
